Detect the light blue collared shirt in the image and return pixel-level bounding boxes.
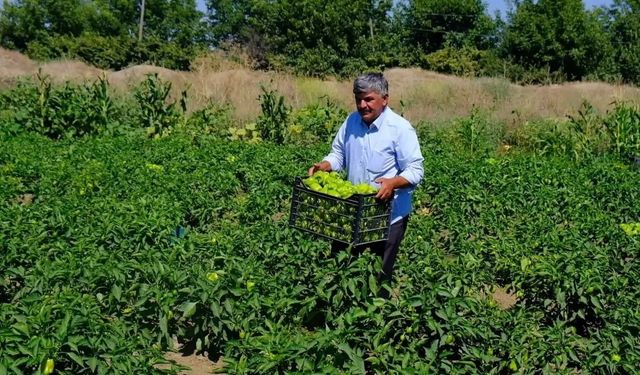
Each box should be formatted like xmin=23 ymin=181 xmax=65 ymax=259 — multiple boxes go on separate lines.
xmin=323 ymin=107 xmax=424 ymax=224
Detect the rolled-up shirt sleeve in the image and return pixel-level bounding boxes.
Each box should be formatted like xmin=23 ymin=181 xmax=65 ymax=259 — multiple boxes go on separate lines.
xmin=323 ymin=121 xmax=346 ymax=172
xmin=396 ymin=126 xmax=424 ymax=186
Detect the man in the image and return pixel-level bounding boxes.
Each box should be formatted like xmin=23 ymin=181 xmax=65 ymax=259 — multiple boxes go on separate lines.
xmin=308 ymin=72 xmax=424 ymax=292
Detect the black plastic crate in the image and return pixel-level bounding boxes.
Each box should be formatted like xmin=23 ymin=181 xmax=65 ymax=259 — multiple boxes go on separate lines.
xmin=289 ymin=176 xmax=391 ymax=245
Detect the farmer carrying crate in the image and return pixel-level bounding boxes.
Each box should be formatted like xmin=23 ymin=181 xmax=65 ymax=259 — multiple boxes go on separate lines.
xmin=308 ymin=72 xmax=424 ymax=297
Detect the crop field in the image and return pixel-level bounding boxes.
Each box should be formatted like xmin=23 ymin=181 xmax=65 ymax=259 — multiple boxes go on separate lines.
xmin=1 ymin=76 xmax=640 ymax=374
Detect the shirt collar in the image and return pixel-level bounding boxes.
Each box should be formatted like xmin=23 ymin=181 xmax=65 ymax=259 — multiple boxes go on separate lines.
xmin=363 ymin=106 xmax=388 ymax=130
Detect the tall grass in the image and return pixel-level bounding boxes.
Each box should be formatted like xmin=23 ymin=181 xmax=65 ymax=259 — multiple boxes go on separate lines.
xmin=3 ymin=48 xmax=640 ymax=128
xmin=1 ymin=68 xmax=640 ymax=165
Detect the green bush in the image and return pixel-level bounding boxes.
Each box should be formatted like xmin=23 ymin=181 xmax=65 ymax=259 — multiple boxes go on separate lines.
xmin=504 ymin=102 xmax=640 ymax=162
xmin=24 ymin=34 xmax=200 ymax=71
xmin=454 ymin=109 xmax=504 ymax=154
xmin=287 ymin=100 xmax=347 ymax=145
xmin=566 ymin=102 xmax=609 ymax=160
xmin=184 ymin=102 xmax=236 ymax=139
xmin=26 ymin=34 xmax=134 ymax=70
xmin=506 ymin=102 xmax=640 ymax=161
xmin=424 ymin=47 xmax=484 ymax=77
xmin=132 ymin=37 xmax=202 ymax=71
xmin=287 ymin=46 xmax=339 ymax=78
xmin=505 ymin=119 xmax=573 ymax=157
xmin=72 ymin=34 xmax=134 ymax=70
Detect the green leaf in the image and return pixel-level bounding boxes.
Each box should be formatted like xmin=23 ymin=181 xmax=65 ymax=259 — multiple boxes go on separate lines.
xmin=451 ymin=285 xmax=461 ymax=298
xmin=56 ymin=313 xmax=71 ymax=340
xmin=67 ymin=353 xmax=84 ymax=367
xmin=159 ymin=315 xmax=168 ymax=338
xmin=368 ymin=274 xmax=378 ymax=294
xmin=337 ymin=343 xmax=365 ymax=373
xmin=87 ymin=357 xmax=98 ymax=373
xmin=111 ymin=285 xmax=122 ymax=302
xmin=210 ymin=302 xmax=221 ymax=318
xmin=181 ymin=302 xmax=197 ymax=319
xmin=590 ymin=295 xmax=603 ymax=309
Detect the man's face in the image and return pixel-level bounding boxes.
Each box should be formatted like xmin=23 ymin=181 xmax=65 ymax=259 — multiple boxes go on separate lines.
xmin=355 ymin=90 xmax=388 ymax=125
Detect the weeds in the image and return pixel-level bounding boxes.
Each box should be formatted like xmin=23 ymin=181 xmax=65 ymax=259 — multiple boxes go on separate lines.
xmin=256 ymin=85 xmax=289 ymax=144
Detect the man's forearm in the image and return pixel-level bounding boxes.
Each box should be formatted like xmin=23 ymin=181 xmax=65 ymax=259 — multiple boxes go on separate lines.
xmin=391 ymin=176 xmax=411 ymax=189
xmin=390 ymin=176 xmax=411 ymax=189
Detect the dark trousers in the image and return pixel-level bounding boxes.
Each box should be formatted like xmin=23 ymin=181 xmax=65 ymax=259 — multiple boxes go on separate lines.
xmin=331 ymin=216 xmax=410 ymax=283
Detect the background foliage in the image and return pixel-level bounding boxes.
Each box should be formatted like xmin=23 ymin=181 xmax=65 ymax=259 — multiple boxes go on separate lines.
xmin=1 ymin=0 xmax=640 ymax=84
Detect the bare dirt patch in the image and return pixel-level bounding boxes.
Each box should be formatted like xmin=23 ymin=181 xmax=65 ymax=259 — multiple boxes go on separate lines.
xmin=155 ymin=338 xmax=225 ymax=374
xmin=479 ymin=285 xmax=519 ymax=310
xmin=159 ymin=352 xmax=224 ymax=375
xmin=271 ymin=212 xmax=287 ymax=222
xmin=491 ymin=286 xmax=518 ymax=310
xmin=13 ymin=193 xmax=35 ymax=206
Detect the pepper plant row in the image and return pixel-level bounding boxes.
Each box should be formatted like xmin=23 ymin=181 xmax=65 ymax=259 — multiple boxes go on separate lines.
xmin=1 ymin=129 xmax=639 ymax=374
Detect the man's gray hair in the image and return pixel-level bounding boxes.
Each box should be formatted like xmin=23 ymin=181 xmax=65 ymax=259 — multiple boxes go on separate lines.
xmin=353 ymin=73 xmax=388 ymax=97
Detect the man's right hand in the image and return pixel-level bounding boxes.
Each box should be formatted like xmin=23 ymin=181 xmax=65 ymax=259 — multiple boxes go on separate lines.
xmin=308 ymin=161 xmax=332 ymax=176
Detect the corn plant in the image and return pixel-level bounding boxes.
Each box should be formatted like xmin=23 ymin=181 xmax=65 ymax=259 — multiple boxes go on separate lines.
xmin=0 ymin=73 xmax=121 ymax=139
xmin=566 ymin=101 xmax=608 ymax=161
xmin=604 ymin=102 xmax=640 ymax=160
xmin=134 ymin=73 xmax=186 ymax=138
xmin=256 ymin=85 xmax=289 ymax=144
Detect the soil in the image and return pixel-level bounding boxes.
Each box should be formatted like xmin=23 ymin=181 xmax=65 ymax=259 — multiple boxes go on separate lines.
xmin=489 ymin=286 xmax=518 ymax=310
xmin=159 ymin=352 xmax=225 ymax=375
xmin=13 ymin=193 xmax=35 ymax=206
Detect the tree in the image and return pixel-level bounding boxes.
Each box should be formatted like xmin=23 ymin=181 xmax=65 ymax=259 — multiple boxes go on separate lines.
xmin=403 ymin=0 xmax=496 ymax=53
xmin=141 ymin=0 xmax=206 ymax=47
xmin=0 ymin=0 xmax=207 ymax=70
xmin=503 ymin=0 xmax=615 ymax=81
xmin=0 ymin=0 xmax=96 ymax=49
xmin=252 ymin=0 xmax=385 ymax=74
xmin=205 ymin=0 xmax=393 ymax=76
xmin=205 ymin=0 xmax=252 ymax=45
xmin=609 ymin=0 xmax=640 ymax=84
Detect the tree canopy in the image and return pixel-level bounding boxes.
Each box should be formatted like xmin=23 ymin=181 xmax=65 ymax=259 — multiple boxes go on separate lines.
xmin=0 ymin=0 xmax=638 ymax=84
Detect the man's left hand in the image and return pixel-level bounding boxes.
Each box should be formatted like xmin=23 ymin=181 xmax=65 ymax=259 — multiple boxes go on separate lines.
xmin=374 ymin=177 xmax=396 ymax=200
xmin=374 ymin=176 xmax=412 ymax=200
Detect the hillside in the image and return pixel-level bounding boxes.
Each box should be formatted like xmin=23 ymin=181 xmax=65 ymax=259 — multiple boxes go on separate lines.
xmin=2 ymin=47 xmax=639 ymax=126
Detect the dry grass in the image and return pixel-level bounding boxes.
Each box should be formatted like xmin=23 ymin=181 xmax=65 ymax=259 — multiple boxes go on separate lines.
xmin=38 ymin=59 xmax=104 ymax=82
xmin=2 ymin=47 xmax=640 ymax=127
